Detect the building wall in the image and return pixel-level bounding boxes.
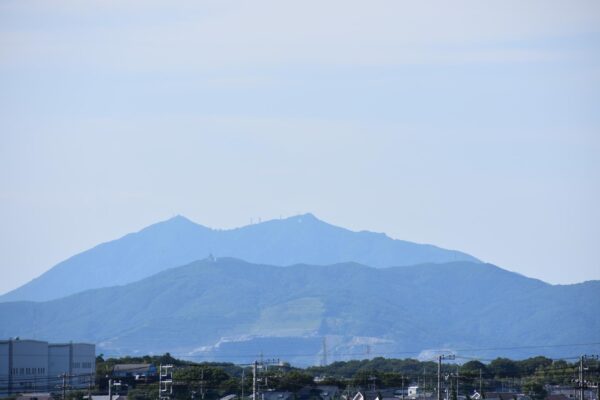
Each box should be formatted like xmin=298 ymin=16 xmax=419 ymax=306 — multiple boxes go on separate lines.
xmin=70 ymin=344 xmax=95 ymax=388
xmin=0 ymin=342 xmax=9 ymax=397
xmin=47 ymin=345 xmax=70 ymax=381
xmin=48 ymin=343 xmax=95 ymax=390
xmin=10 ymin=340 xmax=49 ymax=395
xmin=0 ymin=339 xmax=95 ymax=398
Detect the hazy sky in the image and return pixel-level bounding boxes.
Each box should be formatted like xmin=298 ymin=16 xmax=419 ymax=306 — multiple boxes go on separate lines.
xmin=1 ymin=0 xmax=599 ymax=294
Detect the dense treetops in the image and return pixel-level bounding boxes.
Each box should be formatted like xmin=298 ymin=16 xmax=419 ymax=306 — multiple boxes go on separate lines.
xmin=95 ymin=353 xmax=599 ymax=400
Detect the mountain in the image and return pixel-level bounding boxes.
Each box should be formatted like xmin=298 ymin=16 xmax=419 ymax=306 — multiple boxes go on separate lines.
xmin=0 ymin=258 xmax=597 ymax=365
xmin=0 ymin=214 xmax=478 ymax=302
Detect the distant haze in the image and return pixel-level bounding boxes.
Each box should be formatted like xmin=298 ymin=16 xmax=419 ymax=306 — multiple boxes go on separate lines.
xmin=1 ymin=1 xmax=599 ymax=294
xmin=0 ymin=214 xmax=480 ymax=302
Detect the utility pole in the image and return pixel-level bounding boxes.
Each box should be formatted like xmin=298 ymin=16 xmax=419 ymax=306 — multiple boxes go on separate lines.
xmin=456 ymin=367 xmax=460 ymax=399
xmin=62 ymin=374 xmax=67 ymax=400
xmin=438 ymin=358 xmax=442 ymax=400
xmin=200 ymin=369 xmax=205 ymax=400
xmin=249 ymin=358 xmax=280 ymax=400
xmin=368 ymin=375 xmax=377 ymax=392
xmin=580 ymin=356 xmax=584 ymax=400
xmin=253 ymin=361 xmax=258 ymax=400
xmin=479 ymin=369 xmax=482 ymax=394
xmin=88 ymin=373 xmax=93 ymax=400
xmin=108 ymin=378 xmax=112 ymax=400
xmin=241 ymin=369 xmax=245 ymax=399
xmin=438 ymin=355 xmax=455 ymax=400
xmin=401 ymin=375 xmax=405 ymax=400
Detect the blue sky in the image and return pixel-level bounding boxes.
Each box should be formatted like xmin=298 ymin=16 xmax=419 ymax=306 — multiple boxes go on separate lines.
xmin=1 ymin=0 xmax=599 ymax=294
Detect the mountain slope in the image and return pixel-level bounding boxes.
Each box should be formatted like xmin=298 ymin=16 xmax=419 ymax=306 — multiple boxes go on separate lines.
xmin=0 ymin=214 xmax=478 ymax=302
xmin=0 ymin=258 xmax=597 ymax=365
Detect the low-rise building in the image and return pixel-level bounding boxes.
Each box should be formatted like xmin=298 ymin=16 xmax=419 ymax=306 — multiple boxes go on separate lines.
xmin=15 ymin=393 xmax=55 ymax=400
xmin=112 ymin=364 xmax=157 ymax=379
xmin=547 ymin=387 xmax=598 ymax=400
xmin=408 ymin=386 xmax=422 ymax=398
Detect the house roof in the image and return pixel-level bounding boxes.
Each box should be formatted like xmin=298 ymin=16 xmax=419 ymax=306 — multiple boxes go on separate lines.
xmin=262 ymin=391 xmax=293 ymax=400
xmin=486 ymin=393 xmax=517 ymax=400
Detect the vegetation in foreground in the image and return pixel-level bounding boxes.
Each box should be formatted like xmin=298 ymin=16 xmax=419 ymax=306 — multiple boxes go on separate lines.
xmin=81 ymin=354 xmax=600 ymax=400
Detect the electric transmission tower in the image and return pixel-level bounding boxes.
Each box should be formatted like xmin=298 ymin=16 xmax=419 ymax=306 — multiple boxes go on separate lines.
xmin=159 ymin=364 xmax=174 ymax=400
xmin=577 ymin=355 xmax=599 ymax=400
xmin=250 ymin=358 xmax=281 ymax=400
xmin=437 ymin=354 xmax=455 ymax=400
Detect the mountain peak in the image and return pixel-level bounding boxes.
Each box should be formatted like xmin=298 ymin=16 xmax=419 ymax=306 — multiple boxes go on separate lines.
xmin=166 ymin=214 xmax=193 ymax=223
xmin=0 ymin=212 xmax=480 ymax=303
xmin=135 ymin=214 xmax=211 ymax=238
xmin=155 ymin=214 xmax=207 ymax=229
xmin=287 ymin=213 xmax=320 ymax=224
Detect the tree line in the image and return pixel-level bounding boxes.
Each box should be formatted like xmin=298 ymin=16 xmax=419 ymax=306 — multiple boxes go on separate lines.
xmin=87 ymin=354 xmax=599 ymax=400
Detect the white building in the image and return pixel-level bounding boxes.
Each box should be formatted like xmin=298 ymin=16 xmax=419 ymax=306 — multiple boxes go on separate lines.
xmin=408 ymin=386 xmax=422 ymax=398
xmin=0 ymin=339 xmax=95 ymax=398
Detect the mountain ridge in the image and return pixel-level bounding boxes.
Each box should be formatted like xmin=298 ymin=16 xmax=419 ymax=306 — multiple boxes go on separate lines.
xmin=0 ymin=213 xmax=479 ymax=302
xmin=0 ymin=257 xmax=597 ymax=365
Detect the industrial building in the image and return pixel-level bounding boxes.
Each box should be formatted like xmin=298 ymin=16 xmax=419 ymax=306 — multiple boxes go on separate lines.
xmin=0 ymin=339 xmax=95 ymax=398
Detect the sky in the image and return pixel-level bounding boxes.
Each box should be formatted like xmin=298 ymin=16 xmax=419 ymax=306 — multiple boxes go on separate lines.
xmin=0 ymin=0 xmax=599 ymax=294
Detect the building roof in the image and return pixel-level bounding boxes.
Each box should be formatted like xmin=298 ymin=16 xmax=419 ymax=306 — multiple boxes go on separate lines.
xmin=262 ymin=391 xmax=293 ymax=400
xmin=316 ymin=386 xmax=340 ymax=392
xmin=113 ymin=363 xmax=153 ymax=371
xmin=16 ymin=393 xmax=54 ymax=400
xmin=113 ymin=364 xmax=152 ymax=371
xmin=486 ymin=393 xmax=518 ymax=400
xmin=0 ymin=338 xmax=49 ymax=345
xmin=545 ymin=395 xmax=570 ymax=400
xmin=89 ymin=395 xmax=127 ymax=400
